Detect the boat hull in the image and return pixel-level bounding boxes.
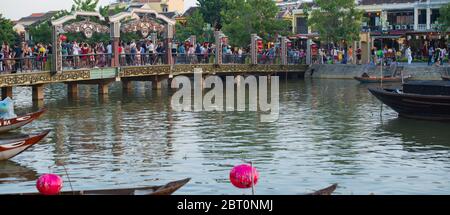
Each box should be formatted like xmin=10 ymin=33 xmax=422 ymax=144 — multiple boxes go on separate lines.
xmin=354 ymin=76 xmax=409 ymax=84
xmin=8 ymin=178 xmax=191 ymax=195
xmin=368 ymin=88 xmax=450 ymax=121
xmin=0 ymin=109 xmax=46 ymax=133
xmin=0 ymin=130 xmax=50 ymax=161
xmin=442 ymin=75 xmax=450 ymax=81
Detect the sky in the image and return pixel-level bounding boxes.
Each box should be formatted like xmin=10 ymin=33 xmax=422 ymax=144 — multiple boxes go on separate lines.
xmin=0 ymin=0 xmax=199 ymax=20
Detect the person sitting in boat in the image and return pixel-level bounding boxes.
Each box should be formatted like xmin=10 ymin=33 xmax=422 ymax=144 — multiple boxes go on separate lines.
xmin=0 ymin=97 xmax=17 ymax=120
xmin=361 ymin=72 xmax=370 ymax=78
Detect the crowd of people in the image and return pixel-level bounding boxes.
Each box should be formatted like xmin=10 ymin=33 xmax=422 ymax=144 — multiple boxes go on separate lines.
xmin=0 ymin=42 xmax=52 ymax=73
xmin=1 ymin=38 xmax=309 ymax=73
xmin=313 ymin=44 xmax=448 ymax=67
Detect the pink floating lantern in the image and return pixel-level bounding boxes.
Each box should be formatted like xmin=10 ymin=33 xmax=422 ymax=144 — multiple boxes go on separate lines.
xmin=36 ymin=174 xmax=63 ymax=195
xmin=229 ymin=164 xmax=259 ymax=189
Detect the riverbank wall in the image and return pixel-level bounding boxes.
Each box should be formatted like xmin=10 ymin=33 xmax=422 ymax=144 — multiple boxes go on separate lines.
xmin=305 ymin=64 xmax=450 ymax=80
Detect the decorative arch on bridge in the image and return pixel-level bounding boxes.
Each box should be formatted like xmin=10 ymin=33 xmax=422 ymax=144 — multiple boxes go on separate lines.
xmin=51 ymin=11 xmax=109 ymax=73
xmin=109 ymin=8 xmax=176 ymax=67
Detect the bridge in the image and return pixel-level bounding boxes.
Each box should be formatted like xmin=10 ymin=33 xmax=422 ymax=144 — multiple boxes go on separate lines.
xmin=0 ymin=10 xmax=308 ymax=101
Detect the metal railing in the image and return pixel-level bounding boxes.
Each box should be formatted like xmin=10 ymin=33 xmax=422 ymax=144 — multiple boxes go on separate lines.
xmin=0 ymin=55 xmax=51 ymax=73
xmin=62 ymin=53 xmax=112 ymax=70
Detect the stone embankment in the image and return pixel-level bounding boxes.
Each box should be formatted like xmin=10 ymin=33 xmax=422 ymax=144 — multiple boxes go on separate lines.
xmin=306 ymin=64 xmax=450 ymax=80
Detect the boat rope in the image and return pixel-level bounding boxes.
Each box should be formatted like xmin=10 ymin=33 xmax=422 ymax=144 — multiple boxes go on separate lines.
xmin=250 ymin=161 xmax=255 ymax=195
xmin=62 ymin=165 xmax=74 ymax=194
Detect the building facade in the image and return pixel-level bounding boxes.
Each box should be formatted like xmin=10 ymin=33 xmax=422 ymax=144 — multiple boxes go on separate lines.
xmin=290 ymin=0 xmax=450 ymax=62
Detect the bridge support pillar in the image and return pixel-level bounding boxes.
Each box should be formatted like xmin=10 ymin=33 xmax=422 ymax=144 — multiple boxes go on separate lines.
xmin=98 ymin=83 xmax=110 ymax=95
xmin=32 ymin=84 xmax=45 ymax=101
xmin=67 ymin=83 xmax=79 ymax=98
xmin=122 ymin=80 xmax=132 ymax=93
xmin=153 ymin=77 xmax=167 ymax=90
xmin=1 ymin=87 xmax=13 ymax=100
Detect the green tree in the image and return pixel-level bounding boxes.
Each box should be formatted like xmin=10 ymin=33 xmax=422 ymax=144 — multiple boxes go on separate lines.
xmin=221 ymin=0 xmax=291 ymax=47
xmin=308 ymin=0 xmax=364 ymax=46
xmin=437 ymin=3 xmax=450 ymax=33
xmin=197 ymin=0 xmax=228 ymax=28
xmin=0 ymin=14 xmax=17 ymax=45
xmin=99 ymin=5 xmax=126 ymax=17
xmin=71 ymin=0 xmax=99 ymax=12
xmin=174 ymin=10 xmax=207 ymax=43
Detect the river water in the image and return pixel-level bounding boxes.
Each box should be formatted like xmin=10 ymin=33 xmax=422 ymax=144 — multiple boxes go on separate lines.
xmin=1 ymin=79 xmax=449 ymax=195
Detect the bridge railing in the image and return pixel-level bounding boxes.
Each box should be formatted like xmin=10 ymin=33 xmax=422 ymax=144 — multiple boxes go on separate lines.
xmin=0 ymin=52 xmax=304 ymax=75
xmin=0 ymin=55 xmax=51 ymax=73
xmin=257 ymin=54 xmax=282 ymax=65
xmin=62 ymin=53 xmax=112 ymax=70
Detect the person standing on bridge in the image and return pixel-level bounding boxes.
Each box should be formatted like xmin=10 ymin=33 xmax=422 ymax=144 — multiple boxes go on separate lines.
xmin=147 ymin=40 xmax=155 ymax=65
xmin=405 ymin=46 xmax=412 ymax=65
xmin=106 ymin=42 xmax=112 ymax=67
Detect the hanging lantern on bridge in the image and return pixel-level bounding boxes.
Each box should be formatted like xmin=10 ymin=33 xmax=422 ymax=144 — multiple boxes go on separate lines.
xmin=59 ymin=35 xmax=67 ymax=42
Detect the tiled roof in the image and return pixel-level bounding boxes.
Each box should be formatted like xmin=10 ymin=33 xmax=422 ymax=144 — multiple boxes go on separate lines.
xmin=183 ymin=6 xmax=199 ymax=17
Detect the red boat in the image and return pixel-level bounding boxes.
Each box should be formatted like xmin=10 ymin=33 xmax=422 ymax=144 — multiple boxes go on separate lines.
xmin=0 ymin=109 xmax=46 ymax=133
xmin=0 ymin=130 xmax=50 ymax=161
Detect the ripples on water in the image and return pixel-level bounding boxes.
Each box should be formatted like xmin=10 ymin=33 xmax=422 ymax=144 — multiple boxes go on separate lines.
xmin=1 ymin=79 xmax=450 ymax=194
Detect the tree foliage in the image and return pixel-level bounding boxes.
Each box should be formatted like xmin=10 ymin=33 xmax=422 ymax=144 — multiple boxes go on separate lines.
xmin=197 ymin=0 xmax=227 ymax=28
xmin=437 ymin=2 xmax=450 ymax=33
xmin=308 ymin=0 xmax=364 ymax=45
xmin=177 ymin=0 xmax=290 ymax=47
xmin=221 ymin=0 xmax=291 ymax=47
xmin=175 ymin=10 xmax=207 ymax=43
xmin=71 ymin=0 xmax=99 ymax=12
xmin=0 ymin=14 xmax=17 ymax=45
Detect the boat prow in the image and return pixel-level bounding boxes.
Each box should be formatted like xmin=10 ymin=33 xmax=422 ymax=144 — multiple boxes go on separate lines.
xmin=0 ymin=109 xmax=47 ymax=133
xmin=306 ymin=184 xmax=338 ymax=195
xmin=368 ymin=86 xmax=450 ymax=121
xmin=0 ymin=130 xmax=51 ymax=161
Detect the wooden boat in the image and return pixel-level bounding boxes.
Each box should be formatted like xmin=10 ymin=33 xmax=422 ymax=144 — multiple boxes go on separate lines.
xmin=306 ymin=183 xmax=338 ymax=195
xmin=368 ymin=84 xmax=450 ymax=121
xmin=0 ymin=130 xmax=50 ymax=161
xmin=441 ymin=75 xmax=450 ymax=81
xmin=0 ymin=109 xmax=46 ymax=133
xmin=354 ymin=76 xmax=410 ymax=84
xmin=9 ymin=178 xmax=191 ymax=195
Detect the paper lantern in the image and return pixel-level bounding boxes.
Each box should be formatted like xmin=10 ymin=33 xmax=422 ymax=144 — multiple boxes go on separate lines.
xmin=229 ymin=164 xmax=259 ymax=189
xmin=59 ymin=35 xmax=67 ymax=42
xmin=36 ymin=174 xmax=63 ymax=195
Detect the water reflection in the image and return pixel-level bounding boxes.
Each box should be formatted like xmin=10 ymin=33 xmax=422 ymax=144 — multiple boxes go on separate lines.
xmin=381 ymin=118 xmax=450 ymax=149
xmin=0 ymin=161 xmax=38 ymax=184
xmin=0 ymin=80 xmax=449 ymax=194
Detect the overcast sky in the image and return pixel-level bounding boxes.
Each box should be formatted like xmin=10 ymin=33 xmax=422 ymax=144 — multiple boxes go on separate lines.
xmin=0 ymin=0 xmax=199 ymax=20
